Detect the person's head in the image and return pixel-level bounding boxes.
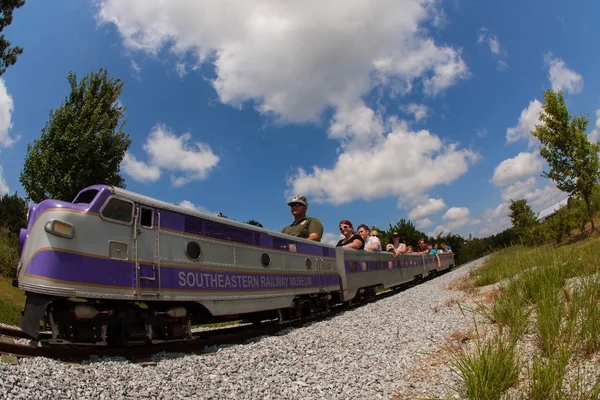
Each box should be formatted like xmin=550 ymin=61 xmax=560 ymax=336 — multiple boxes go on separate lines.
xmin=418 ymin=239 xmax=425 ymax=248
xmin=386 ymin=244 xmax=395 ymax=252
xmin=357 ymin=224 xmax=370 ymax=240
xmin=433 ymin=243 xmax=438 ymax=249
xmin=392 ymin=232 xmax=401 ymax=242
xmin=426 ymin=243 xmax=432 ymax=250
xmin=441 ymin=242 xmax=447 ymax=249
xmin=407 ymin=245 xmax=413 ymax=253
xmin=339 ymin=220 xmax=354 ymax=237
xmin=371 ymin=230 xmax=379 ymax=237
xmin=287 ymin=195 xmax=308 ymax=219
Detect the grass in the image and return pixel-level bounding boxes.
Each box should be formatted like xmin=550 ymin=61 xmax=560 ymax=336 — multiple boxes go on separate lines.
xmin=0 ymin=275 xmax=26 ymax=326
xmin=449 ymin=332 xmax=519 ymax=399
xmin=449 ymin=236 xmax=600 ymax=398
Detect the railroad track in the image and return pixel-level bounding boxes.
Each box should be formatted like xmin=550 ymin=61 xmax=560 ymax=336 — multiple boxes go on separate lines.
xmin=0 ymin=269 xmax=449 ymax=363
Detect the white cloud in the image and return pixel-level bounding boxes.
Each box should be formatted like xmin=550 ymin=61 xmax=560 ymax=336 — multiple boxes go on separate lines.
xmin=477 ymin=28 xmax=502 ymax=55
xmin=321 ymin=231 xmax=343 ymax=246
xmin=130 ymin=59 xmax=142 ymax=79
xmin=328 ymin=102 xmax=384 ymax=149
xmin=497 ymin=60 xmax=509 ymax=71
xmin=506 ymin=99 xmax=543 ymax=145
xmin=408 ymin=197 xmax=446 ymax=220
xmin=98 ymin=0 xmax=469 ymax=122
xmin=121 ymin=153 xmax=162 ymax=182
xmin=492 ymin=152 xmax=543 ymax=187
xmin=483 ymin=202 xmax=510 ymax=220
xmin=175 ymin=62 xmax=187 ymax=79
xmin=121 ymin=124 xmax=220 ymax=186
xmin=289 ymin=119 xmax=479 ymax=204
xmin=401 ymin=103 xmax=429 ymax=122
xmin=0 ymin=78 xmax=18 ymax=147
xmin=588 ymin=109 xmax=600 ymax=144
xmin=501 ymin=176 xmax=537 ymax=202
xmin=416 ymin=218 xmax=433 ymax=229
xmin=178 ymin=200 xmax=214 ymax=214
xmin=545 ymin=53 xmax=583 ymax=94
xmin=442 ymin=206 xmax=469 ymax=221
xmin=524 ymin=184 xmax=567 ymax=212
xmin=475 ymin=128 xmax=487 ymax=138
xmin=0 ymin=165 xmax=8 ymax=195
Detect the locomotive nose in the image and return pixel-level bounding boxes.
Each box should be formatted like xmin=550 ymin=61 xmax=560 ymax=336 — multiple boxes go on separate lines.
xmin=19 ymin=228 xmax=26 ymax=257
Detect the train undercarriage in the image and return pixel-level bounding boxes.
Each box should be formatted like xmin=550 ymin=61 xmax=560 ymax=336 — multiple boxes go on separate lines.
xmin=20 ymin=290 xmax=362 ymax=346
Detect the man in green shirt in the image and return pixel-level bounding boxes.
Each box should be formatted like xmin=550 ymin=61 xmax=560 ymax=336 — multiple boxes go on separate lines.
xmin=281 ymin=195 xmax=323 ymax=242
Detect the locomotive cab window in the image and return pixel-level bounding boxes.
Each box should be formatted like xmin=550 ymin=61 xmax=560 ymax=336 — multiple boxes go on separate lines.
xmin=73 ymin=189 xmax=98 ymax=205
xmin=140 ymin=207 xmax=153 ymax=228
xmin=100 ymin=197 xmax=134 ymax=225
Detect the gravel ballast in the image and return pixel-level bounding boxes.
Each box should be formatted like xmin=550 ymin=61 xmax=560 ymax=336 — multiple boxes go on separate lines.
xmin=0 ymin=259 xmax=486 ymax=399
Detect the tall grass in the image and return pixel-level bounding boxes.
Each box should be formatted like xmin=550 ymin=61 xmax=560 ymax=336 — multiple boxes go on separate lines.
xmin=450 ymin=333 xmax=519 ymax=399
xmin=451 ymin=236 xmax=600 ymax=398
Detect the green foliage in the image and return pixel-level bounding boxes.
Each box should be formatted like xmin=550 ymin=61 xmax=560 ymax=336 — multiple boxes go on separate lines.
xmin=0 ymin=227 xmax=18 ymax=278
xmin=509 ymin=198 xmax=539 ymax=244
xmin=217 ymin=212 xmax=228 ymax=219
xmin=20 ymin=67 xmax=130 ymax=203
xmin=460 ymin=227 xmax=516 ymax=266
xmin=531 ymin=90 xmax=600 ymax=230
xmin=450 ymin=334 xmax=519 ymax=399
xmin=459 ymin=239 xmax=600 ymax=397
xmin=0 ymin=0 xmax=25 ymax=76
xmin=382 ymin=218 xmax=426 ymax=248
xmin=535 ymin=206 xmax=578 ymax=244
xmin=0 ymin=191 xmax=26 ymax=236
xmin=246 ymin=220 xmax=263 ymax=227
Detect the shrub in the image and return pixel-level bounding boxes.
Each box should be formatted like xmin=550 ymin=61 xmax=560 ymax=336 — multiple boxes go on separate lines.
xmin=0 ymin=228 xmax=19 ymax=278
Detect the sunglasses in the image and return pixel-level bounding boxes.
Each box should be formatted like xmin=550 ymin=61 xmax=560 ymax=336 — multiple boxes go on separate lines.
xmin=290 ymin=203 xmax=305 ymax=208
xmin=339 ymin=225 xmax=350 ymax=231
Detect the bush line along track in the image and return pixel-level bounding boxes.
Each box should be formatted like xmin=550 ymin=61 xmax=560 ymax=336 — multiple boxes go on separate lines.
xmin=0 ymin=269 xmax=451 ymax=363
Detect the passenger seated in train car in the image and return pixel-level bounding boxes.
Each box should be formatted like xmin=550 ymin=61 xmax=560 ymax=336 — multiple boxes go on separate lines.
xmin=427 ymin=243 xmax=441 ymax=267
xmin=390 ymin=232 xmax=407 ymax=257
xmin=336 ymin=220 xmax=364 ymax=249
xmin=281 ymin=195 xmax=324 ymax=242
xmin=357 ymin=224 xmax=381 ymax=252
xmin=416 ymin=239 xmax=428 ymax=254
xmin=441 ymin=242 xmax=453 ymax=253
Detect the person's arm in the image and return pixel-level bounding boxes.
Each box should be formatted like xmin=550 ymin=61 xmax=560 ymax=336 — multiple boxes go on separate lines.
xmin=344 ymin=238 xmax=363 ymax=249
xmin=307 ymin=218 xmax=324 ymax=242
xmin=365 ymin=238 xmax=380 ymax=251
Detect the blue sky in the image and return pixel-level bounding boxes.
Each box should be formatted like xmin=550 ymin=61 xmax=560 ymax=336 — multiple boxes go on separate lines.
xmin=1 ymin=0 xmax=599 ymax=244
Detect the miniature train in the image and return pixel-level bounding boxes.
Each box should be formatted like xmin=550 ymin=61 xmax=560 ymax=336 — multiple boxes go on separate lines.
xmin=14 ymin=185 xmax=454 ymax=345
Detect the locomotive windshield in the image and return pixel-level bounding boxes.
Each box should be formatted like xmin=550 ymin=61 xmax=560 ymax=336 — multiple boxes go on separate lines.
xmin=73 ymin=189 xmax=99 ymax=204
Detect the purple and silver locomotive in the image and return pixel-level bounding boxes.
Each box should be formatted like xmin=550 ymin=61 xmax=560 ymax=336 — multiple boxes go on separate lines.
xmin=15 ymin=185 xmax=453 ymax=345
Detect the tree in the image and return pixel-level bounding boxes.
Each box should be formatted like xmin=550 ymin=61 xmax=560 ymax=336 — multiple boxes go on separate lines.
xmin=509 ymin=199 xmax=538 ymax=244
xmin=20 ymin=67 xmax=130 ymax=203
xmin=0 ymin=191 xmax=26 ymax=236
xmin=0 ymin=0 xmax=25 ymax=76
xmin=384 ymin=218 xmax=426 ymax=248
xmin=531 ymin=90 xmax=600 ymax=230
xmin=246 ymin=220 xmax=263 ymax=228
xmin=217 ymin=212 xmax=229 ymax=219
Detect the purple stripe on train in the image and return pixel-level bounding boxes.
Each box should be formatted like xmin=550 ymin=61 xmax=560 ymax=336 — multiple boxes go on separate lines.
xmin=25 ymin=250 xmax=340 ymax=291
xmin=344 ymin=257 xmax=426 ymax=272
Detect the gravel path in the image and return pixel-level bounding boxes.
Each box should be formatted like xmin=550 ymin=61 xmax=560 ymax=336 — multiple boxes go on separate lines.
xmin=0 ymin=258 xmax=486 ymax=400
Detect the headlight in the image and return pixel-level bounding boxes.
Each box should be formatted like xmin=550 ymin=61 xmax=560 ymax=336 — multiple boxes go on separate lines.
xmin=44 ymin=219 xmax=74 ymax=239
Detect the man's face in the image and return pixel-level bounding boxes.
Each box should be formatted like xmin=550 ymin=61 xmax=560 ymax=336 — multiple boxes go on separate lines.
xmin=357 ymin=227 xmax=369 ymax=240
xmin=418 ymin=240 xmax=425 ymax=247
xmin=290 ymin=202 xmax=306 ymax=217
